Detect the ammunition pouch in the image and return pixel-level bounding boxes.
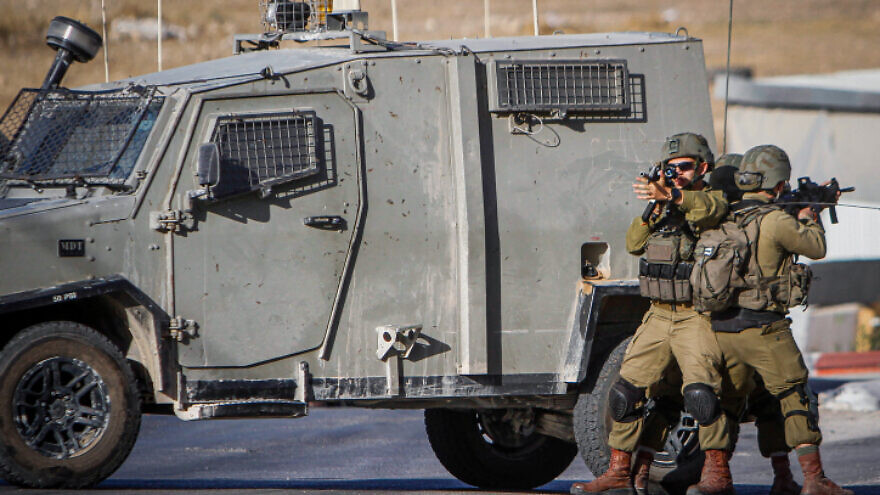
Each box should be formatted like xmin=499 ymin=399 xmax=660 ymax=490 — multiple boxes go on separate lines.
xmin=638 ymin=231 xmax=695 ymax=302
xmin=639 ymin=259 xmax=693 ymax=303
xmin=765 ymin=261 xmax=812 ymax=309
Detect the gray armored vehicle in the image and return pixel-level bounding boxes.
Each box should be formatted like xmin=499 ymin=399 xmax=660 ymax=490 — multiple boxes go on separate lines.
xmin=0 ymin=3 xmax=716 ymax=489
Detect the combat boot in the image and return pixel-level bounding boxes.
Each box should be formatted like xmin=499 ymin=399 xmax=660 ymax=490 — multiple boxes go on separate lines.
xmin=686 ymin=449 xmax=735 ymax=495
xmin=769 ymin=454 xmax=801 ymax=495
xmin=797 ymin=450 xmax=853 ymax=495
xmin=571 ymin=448 xmax=635 ymax=495
xmin=632 ymin=449 xmax=654 ymax=495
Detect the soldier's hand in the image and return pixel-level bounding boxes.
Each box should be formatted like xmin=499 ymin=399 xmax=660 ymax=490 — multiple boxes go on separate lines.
xmin=797 ymin=206 xmax=819 ymax=222
xmin=633 ymin=176 xmax=671 ymax=201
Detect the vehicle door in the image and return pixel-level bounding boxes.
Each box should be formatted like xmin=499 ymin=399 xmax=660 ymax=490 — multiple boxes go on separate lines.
xmin=173 ymin=92 xmax=361 ymax=367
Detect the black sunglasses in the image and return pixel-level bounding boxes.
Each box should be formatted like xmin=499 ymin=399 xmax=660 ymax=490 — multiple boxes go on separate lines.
xmin=671 ymin=161 xmax=696 ymax=172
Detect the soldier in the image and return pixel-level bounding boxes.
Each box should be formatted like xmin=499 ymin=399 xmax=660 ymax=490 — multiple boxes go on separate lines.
xmin=689 ymin=145 xmax=851 ymax=495
xmin=571 ymin=133 xmax=730 ymax=495
xmin=633 ymin=153 xmax=800 ymax=495
xmin=709 ymin=153 xmax=743 ymax=203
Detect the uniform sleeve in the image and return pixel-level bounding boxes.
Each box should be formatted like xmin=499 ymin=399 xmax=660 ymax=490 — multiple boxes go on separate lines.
xmin=677 ymin=189 xmax=728 ymax=230
xmin=764 ymin=211 xmax=827 ymax=260
xmin=626 ymin=216 xmax=652 ymax=255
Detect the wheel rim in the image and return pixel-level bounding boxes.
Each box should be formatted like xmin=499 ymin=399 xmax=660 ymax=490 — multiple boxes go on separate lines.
xmin=653 ymin=413 xmax=700 ymax=467
xmin=12 ymin=356 xmax=111 ymax=459
xmin=477 ymin=409 xmax=544 ymax=456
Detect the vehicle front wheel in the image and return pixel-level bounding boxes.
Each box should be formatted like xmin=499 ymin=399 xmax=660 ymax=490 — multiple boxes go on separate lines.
xmin=424 ymin=407 xmax=577 ymax=490
xmin=0 ymin=321 xmax=141 ymax=488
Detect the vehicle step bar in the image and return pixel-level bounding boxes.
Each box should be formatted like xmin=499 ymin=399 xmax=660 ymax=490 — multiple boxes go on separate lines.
xmin=175 ymin=400 xmax=308 ymax=420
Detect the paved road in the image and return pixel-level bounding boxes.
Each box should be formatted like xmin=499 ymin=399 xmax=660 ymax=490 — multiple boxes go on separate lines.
xmin=1 ymin=390 xmax=878 ymax=494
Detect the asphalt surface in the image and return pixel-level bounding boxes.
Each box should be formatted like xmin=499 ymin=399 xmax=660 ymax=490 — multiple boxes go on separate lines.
xmin=0 ymin=380 xmax=878 ymax=494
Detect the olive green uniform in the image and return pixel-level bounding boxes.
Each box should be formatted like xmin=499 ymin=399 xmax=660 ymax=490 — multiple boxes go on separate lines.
xmin=639 ymin=363 xmax=790 ymax=458
xmin=712 ymin=193 xmax=825 ymax=448
xmin=608 ymin=188 xmax=731 ymax=452
xmin=636 ymin=193 xmax=823 ymax=454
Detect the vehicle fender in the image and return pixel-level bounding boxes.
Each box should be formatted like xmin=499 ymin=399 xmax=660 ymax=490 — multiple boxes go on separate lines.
xmin=562 ymin=280 xmax=647 ymax=384
xmin=0 ymin=275 xmax=174 ymax=399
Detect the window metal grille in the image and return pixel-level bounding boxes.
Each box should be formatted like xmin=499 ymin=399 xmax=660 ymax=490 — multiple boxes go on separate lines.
xmin=491 ymin=60 xmax=630 ymax=113
xmin=0 ymin=87 xmax=162 ymax=183
xmin=211 ymin=111 xmax=319 ymax=193
xmin=572 ymin=74 xmax=646 ymax=123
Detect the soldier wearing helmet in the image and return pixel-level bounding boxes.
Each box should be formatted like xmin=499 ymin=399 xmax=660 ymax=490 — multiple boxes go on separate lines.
xmin=690 ymin=144 xmax=851 ymax=495
xmin=571 ymin=133 xmax=731 ymax=495
xmin=709 ymin=153 xmax=743 ymax=202
xmin=632 ymin=151 xmax=799 ymax=495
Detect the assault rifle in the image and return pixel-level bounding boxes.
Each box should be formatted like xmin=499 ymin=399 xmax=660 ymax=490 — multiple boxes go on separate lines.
xmin=639 ymin=162 xmax=680 ymax=222
xmin=778 ymin=177 xmax=855 ymax=224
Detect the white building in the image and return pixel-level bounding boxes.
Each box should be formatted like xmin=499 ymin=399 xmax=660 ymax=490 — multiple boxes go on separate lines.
xmin=717 ymin=70 xmax=880 ymax=352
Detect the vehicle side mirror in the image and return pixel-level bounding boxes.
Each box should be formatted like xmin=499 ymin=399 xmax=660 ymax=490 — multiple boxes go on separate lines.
xmin=196 ymin=143 xmax=220 ymax=187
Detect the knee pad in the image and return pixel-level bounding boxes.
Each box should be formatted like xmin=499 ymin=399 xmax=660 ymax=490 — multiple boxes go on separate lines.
xmin=683 ymin=383 xmax=721 ymax=425
xmin=776 ymin=384 xmax=820 ymax=432
xmin=609 ymin=379 xmax=646 ymax=423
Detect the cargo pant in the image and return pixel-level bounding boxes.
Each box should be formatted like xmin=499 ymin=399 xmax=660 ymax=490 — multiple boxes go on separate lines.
xmin=714 ymin=319 xmax=822 ymax=449
xmin=607 ymin=303 xmax=729 ymax=452
xmin=638 ymin=363 xmax=789 ymax=457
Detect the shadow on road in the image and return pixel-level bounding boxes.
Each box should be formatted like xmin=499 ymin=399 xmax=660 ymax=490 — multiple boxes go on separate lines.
xmin=93 ymin=480 xmax=880 ymax=495
xmin=645 ymin=484 xmax=880 ymax=495
xmin=99 ymin=478 xmax=474 ymax=491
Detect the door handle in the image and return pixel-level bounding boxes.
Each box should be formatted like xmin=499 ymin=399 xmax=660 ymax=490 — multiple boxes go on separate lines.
xmin=303 ymin=215 xmax=347 ymax=231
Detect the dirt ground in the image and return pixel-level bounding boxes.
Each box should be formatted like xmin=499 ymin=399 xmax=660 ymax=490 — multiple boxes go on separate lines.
xmin=2 ymin=0 xmax=880 ymax=142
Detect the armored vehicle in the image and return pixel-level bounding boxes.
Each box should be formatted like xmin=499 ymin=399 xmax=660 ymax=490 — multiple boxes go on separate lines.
xmin=0 ymin=3 xmax=716 ymax=489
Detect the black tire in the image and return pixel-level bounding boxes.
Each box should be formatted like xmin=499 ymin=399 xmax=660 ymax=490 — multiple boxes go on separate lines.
xmin=573 ymin=337 xmax=702 ymax=487
xmin=0 ymin=321 xmax=141 ymax=488
xmin=424 ymin=407 xmax=577 ymax=490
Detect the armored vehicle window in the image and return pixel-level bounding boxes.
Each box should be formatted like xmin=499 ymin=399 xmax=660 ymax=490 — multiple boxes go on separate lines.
xmin=209 ymin=111 xmax=319 ymax=198
xmin=0 ymin=87 xmax=163 ymax=185
xmin=490 ymin=60 xmax=629 ymax=114
xmin=110 ymin=99 xmax=163 ymax=180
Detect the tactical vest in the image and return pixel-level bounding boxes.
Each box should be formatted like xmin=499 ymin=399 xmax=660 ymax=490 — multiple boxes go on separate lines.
xmin=637 ymin=211 xmax=695 ymax=303
xmin=690 ymin=202 xmax=812 ymax=313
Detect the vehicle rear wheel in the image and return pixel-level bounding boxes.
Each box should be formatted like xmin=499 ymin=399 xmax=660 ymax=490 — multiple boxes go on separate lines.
xmin=424 ymin=407 xmax=577 ymax=489
xmin=0 ymin=321 xmax=141 ymax=488
xmin=573 ymin=337 xmax=702 ymax=487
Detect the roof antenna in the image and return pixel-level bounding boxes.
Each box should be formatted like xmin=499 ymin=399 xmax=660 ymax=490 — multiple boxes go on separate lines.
xmin=157 ymin=0 xmax=163 ymax=71
xmin=484 ymin=0 xmax=491 ymax=38
xmin=722 ymin=0 xmax=734 ymax=154
xmin=391 ymin=0 xmax=399 ymax=40
xmin=101 ymin=0 xmax=109 ymax=82
xmin=532 ymin=0 xmax=539 ymax=36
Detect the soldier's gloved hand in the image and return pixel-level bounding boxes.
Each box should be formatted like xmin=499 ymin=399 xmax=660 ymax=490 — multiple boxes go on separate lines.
xmin=633 ymin=176 xmax=671 ymax=201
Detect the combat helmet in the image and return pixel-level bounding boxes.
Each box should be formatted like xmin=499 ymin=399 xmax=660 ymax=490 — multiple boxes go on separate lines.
xmin=710 ymin=153 xmax=743 ymax=201
xmin=661 ymin=132 xmax=715 ymax=171
xmin=735 ymin=145 xmax=791 ymax=191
